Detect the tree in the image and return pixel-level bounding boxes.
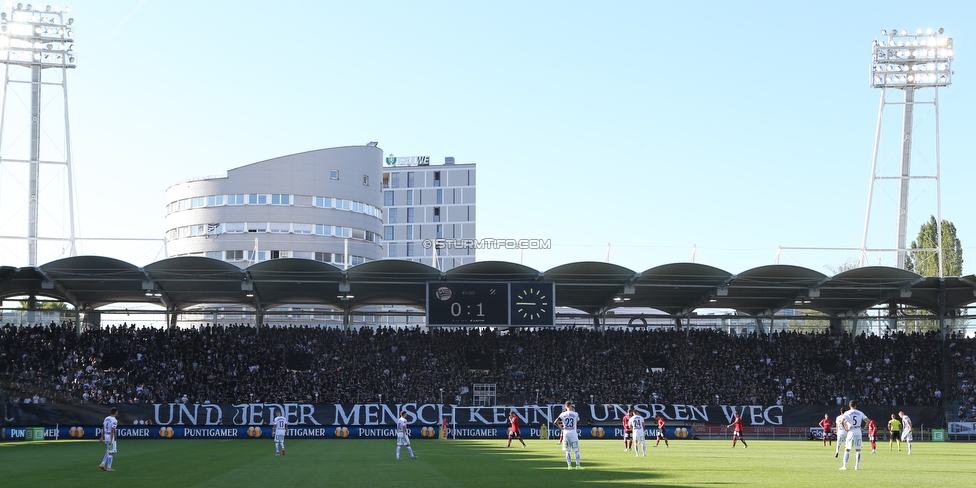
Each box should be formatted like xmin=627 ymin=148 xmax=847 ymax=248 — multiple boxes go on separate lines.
xmin=905 ymin=216 xmax=963 ymax=277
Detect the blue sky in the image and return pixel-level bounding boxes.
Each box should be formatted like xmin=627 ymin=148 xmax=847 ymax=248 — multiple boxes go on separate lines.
xmin=1 ymin=0 xmax=973 ymax=275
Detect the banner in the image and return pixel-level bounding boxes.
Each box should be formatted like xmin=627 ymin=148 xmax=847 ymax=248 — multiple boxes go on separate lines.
xmin=2 ymin=403 xmax=943 ymax=432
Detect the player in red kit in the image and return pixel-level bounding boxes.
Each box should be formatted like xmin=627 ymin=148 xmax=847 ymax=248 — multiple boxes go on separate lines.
xmin=819 ymin=414 xmax=833 ymax=446
xmin=867 ymin=418 xmax=878 ymax=454
xmin=727 ymin=412 xmax=748 ymax=448
xmin=622 ymin=410 xmax=633 ymax=451
xmin=655 ymin=416 xmax=669 ymax=447
xmin=507 ymin=411 xmax=526 ymax=448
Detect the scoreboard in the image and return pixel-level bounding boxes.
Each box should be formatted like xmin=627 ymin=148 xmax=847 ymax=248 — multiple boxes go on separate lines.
xmin=426 ymin=282 xmax=555 ymax=326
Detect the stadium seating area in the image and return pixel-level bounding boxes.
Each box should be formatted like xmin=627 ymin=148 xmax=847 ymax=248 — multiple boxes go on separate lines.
xmin=1 ymin=322 xmax=974 ymax=416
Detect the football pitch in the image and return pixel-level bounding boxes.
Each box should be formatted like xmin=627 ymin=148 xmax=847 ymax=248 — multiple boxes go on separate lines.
xmin=0 ymin=438 xmax=969 ymax=487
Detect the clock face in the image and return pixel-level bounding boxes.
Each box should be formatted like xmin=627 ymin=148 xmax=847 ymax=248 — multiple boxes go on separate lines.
xmin=510 ymin=283 xmax=554 ymax=325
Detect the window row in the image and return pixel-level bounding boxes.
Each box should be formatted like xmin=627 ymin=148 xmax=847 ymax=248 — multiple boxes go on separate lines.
xmin=195 ymin=250 xmax=368 ymax=266
xmin=166 ymin=193 xmax=382 ymax=219
xmin=381 ymin=170 xmax=444 ymax=189
xmin=167 ymin=222 xmax=378 ymax=243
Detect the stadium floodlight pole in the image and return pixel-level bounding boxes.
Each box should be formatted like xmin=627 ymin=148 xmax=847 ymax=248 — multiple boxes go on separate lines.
xmin=859 ymin=28 xmax=952 ymax=275
xmin=0 ymin=4 xmax=78 ymax=265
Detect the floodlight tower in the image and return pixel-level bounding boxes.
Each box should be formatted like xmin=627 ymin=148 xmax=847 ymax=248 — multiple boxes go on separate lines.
xmin=859 ymin=28 xmax=953 ymax=275
xmin=0 ymin=4 xmax=77 ymax=266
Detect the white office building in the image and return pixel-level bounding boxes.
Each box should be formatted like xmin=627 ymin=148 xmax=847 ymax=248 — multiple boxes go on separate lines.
xmin=165 ymin=146 xmax=384 ymax=267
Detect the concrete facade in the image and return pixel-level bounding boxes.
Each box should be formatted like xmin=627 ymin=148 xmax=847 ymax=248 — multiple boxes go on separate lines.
xmin=165 ymin=146 xmax=384 ymax=267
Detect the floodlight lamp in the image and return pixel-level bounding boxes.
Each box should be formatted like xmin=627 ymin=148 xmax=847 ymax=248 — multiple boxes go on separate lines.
xmin=881 ymin=29 xmax=887 ymax=36
xmin=44 ymin=4 xmax=49 ymax=10
xmin=900 ymin=29 xmax=907 ymax=35
xmin=63 ymin=6 xmax=68 ymax=12
xmin=939 ymin=27 xmax=944 ymax=34
xmin=25 ymin=3 xmax=30 ymax=9
xmin=926 ymin=28 xmax=932 ymax=35
xmin=67 ymin=17 xmax=72 ymax=24
xmin=16 ymin=3 xmax=22 ymax=9
xmin=916 ymin=28 xmax=921 ymax=34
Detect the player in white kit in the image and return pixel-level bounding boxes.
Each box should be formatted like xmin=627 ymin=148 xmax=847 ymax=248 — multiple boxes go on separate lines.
xmin=628 ymin=409 xmax=646 ymax=457
xmin=839 ymin=400 xmax=869 ymax=471
xmin=396 ymin=410 xmax=418 ymax=460
xmin=98 ymin=407 xmax=118 ymax=472
xmin=557 ymin=402 xmax=583 ymax=470
xmin=273 ymin=409 xmax=287 ymax=456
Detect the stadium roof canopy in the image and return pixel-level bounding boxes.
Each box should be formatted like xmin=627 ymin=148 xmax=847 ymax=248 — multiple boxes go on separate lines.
xmin=1 ymin=256 xmax=974 ymax=319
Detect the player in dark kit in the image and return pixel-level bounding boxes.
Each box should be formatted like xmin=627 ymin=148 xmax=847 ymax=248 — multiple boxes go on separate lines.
xmin=507 ymin=411 xmax=526 ymax=448
xmin=819 ymin=414 xmax=833 ymax=446
xmin=622 ymin=410 xmax=633 ymax=451
xmin=654 ymin=416 xmax=669 ymax=447
xmin=727 ymin=412 xmax=748 ymax=448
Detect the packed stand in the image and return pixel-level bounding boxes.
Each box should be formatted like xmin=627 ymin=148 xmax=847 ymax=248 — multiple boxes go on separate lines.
xmin=0 ymin=322 xmax=967 ymax=410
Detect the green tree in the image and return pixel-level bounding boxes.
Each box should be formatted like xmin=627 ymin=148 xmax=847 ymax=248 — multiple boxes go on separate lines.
xmin=905 ymin=216 xmax=963 ymax=277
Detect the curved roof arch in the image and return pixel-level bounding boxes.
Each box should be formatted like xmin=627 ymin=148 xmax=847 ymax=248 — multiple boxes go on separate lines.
xmin=542 ymin=261 xmax=639 ymax=315
xmin=344 ymin=260 xmax=442 ymax=310
xmin=627 ymin=262 xmax=734 ymax=315
xmin=445 ymin=261 xmax=541 ymax=282
xmin=245 ymin=258 xmax=343 ymax=309
xmin=145 ymin=257 xmax=247 ymax=308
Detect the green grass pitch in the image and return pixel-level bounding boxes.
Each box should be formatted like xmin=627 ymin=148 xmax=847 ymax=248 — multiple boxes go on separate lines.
xmin=1 ymin=438 xmax=969 ymax=487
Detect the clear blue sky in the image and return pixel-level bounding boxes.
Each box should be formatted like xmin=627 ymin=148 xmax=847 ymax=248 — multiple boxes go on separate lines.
xmin=2 ymin=0 xmax=974 ymax=276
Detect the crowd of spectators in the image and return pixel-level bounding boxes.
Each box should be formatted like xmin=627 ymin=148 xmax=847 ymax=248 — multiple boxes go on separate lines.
xmin=2 ymin=321 xmax=974 ymax=416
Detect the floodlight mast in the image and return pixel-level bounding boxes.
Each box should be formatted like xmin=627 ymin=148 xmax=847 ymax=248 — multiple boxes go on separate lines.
xmin=859 ymin=28 xmax=952 ymax=276
xmin=0 ymin=4 xmax=78 ymax=266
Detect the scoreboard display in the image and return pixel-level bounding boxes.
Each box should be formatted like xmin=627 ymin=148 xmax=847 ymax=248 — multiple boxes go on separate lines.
xmin=426 ymin=282 xmax=556 ymax=326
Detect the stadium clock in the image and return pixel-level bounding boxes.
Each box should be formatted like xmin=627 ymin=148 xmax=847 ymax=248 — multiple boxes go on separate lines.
xmin=509 ymin=282 xmax=555 ymax=326
xmin=426 ymin=282 xmax=510 ymax=326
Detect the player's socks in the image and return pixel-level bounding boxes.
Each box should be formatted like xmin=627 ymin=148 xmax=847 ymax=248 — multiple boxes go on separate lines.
xmin=396 ymin=446 xmax=401 ymax=459
xmin=407 ymin=447 xmax=416 ymax=458
xmin=565 ymin=451 xmax=572 ymax=465
xmin=855 ymin=452 xmax=861 ymax=467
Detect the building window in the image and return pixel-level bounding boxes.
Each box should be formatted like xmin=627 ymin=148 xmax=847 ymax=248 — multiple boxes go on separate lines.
xmin=226 ymin=250 xmax=244 ymax=261
xmin=247 ymin=222 xmax=267 ymax=233
xmin=330 ymin=169 xmax=339 ymax=180
xmin=315 ymin=224 xmax=332 ymax=235
xmin=384 ymin=191 xmax=394 ymax=206
xmin=228 ymin=194 xmax=245 ymax=205
xmin=207 ymin=195 xmax=225 ymax=206
xmin=406 ymin=226 xmax=413 ymax=240
xmin=436 ymin=224 xmax=443 ymax=239
xmin=436 ymin=189 xmax=443 ymax=204
xmin=407 ymin=172 xmax=415 ymax=188
xmin=382 ymin=173 xmax=390 ymax=188
xmin=384 ymin=226 xmax=393 ymax=241
xmin=406 ymin=242 xmax=415 ymax=256
xmin=269 ymin=222 xmax=290 ymax=233
xmin=406 ymin=208 xmax=414 ymax=223
xmin=390 ymin=173 xmax=400 ymax=188
xmin=271 ymin=194 xmax=291 ymax=205
xmin=388 ymin=245 xmax=398 ymax=257
xmin=315 ymin=252 xmax=332 ymax=263
xmin=248 ymin=194 xmax=267 ymax=205
xmin=363 ymin=175 xmax=369 ymax=186
xmin=433 ymin=207 xmax=441 ymax=222
xmin=406 ymin=190 xmax=413 ymax=206
xmin=225 ymin=222 xmax=245 ymax=233
xmin=433 ymin=171 xmax=441 ymax=187
xmin=389 ymin=208 xmax=398 ymax=223
xmin=294 ymin=223 xmax=313 ymax=234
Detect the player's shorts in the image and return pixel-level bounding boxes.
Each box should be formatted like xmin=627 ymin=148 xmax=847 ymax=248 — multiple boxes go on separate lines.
xmin=837 ymin=432 xmax=847 ymax=445
xmin=868 ymin=434 xmax=876 ymax=441
xmin=890 ymin=430 xmax=900 ymax=440
xmin=508 ymin=429 xmax=521 ymax=439
xmin=731 ymin=430 xmax=743 ymax=438
xmin=563 ymin=439 xmax=579 ymax=451
xmin=623 ymin=430 xmax=633 ymax=440
xmin=274 ymin=433 xmax=285 ymax=443
xmin=845 ymin=430 xmax=862 ymax=451
xmin=656 ymin=428 xmax=668 ymax=438
xmin=632 ymin=428 xmax=645 ymax=443
xmin=396 ymin=433 xmax=410 ymax=446
xmin=902 ymin=430 xmax=913 ymax=442
xmin=103 ymin=439 xmax=117 ymax=454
